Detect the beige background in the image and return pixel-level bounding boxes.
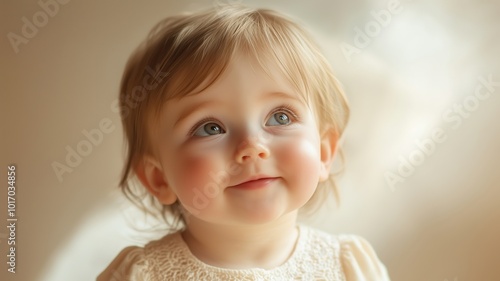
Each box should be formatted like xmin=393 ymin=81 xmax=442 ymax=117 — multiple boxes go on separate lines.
xmin=1 ymin=0 xmax=499 ymax=280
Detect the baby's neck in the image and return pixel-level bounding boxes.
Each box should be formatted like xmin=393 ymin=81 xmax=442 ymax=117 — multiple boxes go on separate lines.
xmin=181 ymin=212 xmax=299 ymax=270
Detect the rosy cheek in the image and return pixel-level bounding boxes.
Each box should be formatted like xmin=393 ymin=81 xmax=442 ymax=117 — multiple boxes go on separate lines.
xmin=277 ymin=136 xmax=321 ymax=182
xmin=175 ymin=155 xmax=213 ymax=190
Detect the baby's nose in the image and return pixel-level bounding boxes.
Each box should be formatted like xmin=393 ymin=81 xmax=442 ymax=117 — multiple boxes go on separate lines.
xmin=235 ymin=138 xmax=270 ymax=163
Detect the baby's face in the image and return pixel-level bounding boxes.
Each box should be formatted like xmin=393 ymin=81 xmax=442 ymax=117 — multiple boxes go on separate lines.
xmin=154 ymin=54 xmax=325 ymax=225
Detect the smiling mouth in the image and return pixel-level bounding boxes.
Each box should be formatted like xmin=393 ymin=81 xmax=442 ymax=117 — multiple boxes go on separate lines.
xmin=229 ymin=177 xmax=279 ymax=190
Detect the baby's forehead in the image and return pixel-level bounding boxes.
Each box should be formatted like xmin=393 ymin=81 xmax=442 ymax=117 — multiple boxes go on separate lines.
xmin=171 ymin=54 xmax=309 ymax=104
xmin=162 ymin=84 xmax=309 ymax=118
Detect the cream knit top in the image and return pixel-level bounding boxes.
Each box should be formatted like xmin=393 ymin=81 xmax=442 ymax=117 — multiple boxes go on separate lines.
xmin=97 ymin=225 xmax=390 ymax=280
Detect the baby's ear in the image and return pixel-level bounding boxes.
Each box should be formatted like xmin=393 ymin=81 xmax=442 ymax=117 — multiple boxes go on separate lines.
xmin=134 ymin=156 xmax=177 ymax=205
xmin=319 ymin=127 xmax=339 ymax=182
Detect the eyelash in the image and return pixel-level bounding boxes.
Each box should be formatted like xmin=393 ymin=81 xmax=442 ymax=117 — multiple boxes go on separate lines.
xmin=188 ymin=115 xmax=219 ymax=137
xmin=187 ymin=103 xmax=300 ymax=137
xmin=274 ymin=103 xmax=300 ymax=123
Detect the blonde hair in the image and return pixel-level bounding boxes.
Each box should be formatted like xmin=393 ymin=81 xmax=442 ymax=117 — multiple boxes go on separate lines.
xmin=118 ymin=4 xmax=349 ymax=231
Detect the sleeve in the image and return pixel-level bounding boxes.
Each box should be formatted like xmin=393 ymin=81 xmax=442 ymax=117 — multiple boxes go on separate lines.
xmin=96 ymin=246 xmax=149 ymax=281
xmin=339 ymin=235 xmax=391 ymax=281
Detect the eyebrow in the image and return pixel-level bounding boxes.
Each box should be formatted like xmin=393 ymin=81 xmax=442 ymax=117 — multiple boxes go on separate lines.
xmin=265 ymin=91 xmax=301 ymax=102
xmin=172 ymin=100 xmax=217 ymax=130
xmin=172 ymin=91 xmax=302 ymax=130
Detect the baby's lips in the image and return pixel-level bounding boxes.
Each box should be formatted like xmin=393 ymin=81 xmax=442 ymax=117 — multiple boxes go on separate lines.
xmin=229 ymin=174 xmax=278 ymax=187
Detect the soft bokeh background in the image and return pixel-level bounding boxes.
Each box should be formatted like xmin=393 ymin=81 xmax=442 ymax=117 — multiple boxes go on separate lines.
xmin=1 ymin=0 xmax=499 ymax=280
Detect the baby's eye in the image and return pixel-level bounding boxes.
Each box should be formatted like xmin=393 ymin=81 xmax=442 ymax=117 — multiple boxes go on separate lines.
xmin=193 ymin=122 xmax=225 ymax=137
xmin=266 ymin=112 xmax=292 ymax=126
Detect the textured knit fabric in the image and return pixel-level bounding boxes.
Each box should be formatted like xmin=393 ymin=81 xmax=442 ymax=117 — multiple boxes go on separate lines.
xmin=97 ymin=225 xmax=390 ymax=281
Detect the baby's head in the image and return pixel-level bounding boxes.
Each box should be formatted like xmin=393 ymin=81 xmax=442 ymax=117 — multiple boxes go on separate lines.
xmin=118 ymin=4 xmax=349 ymax=230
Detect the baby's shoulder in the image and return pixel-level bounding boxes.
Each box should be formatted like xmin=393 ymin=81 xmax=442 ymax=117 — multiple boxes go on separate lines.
xmin=303 ymin=225 xmax=380 ymax=254
xmin=301 ymin=225 xmax=341 ymax=251
xmin=300 ymin=226 xmax=363 ymax=262
xmin=96 ymin=246 xmax=147 ymax=281
xmin=97 ymin=231 xmax=182 ymax=281
xmin=142 ymin=231 xmax=186 ymax=263
xmin=301 ymin=225 xmax=391 ymax=280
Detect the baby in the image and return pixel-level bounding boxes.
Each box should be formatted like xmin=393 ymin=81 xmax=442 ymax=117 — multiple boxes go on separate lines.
xmin=98 ymin=4 xmax=390 ymax=280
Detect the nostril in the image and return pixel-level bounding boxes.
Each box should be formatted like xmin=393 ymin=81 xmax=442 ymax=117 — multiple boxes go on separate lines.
xmin=236 ymin=140 xmax=270 ymax=162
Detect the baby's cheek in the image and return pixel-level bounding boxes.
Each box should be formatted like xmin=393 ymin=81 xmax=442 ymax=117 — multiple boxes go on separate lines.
xmin=277 ymin=138 xmax=321 ymax=185
xmin=171 ymin=153 xmax=227 ymax=215
xmin=175 ymin=155 xmax=214 ymax=191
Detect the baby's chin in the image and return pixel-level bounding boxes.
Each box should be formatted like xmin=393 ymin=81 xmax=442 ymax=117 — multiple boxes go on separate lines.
xmin=182 ymin=199 xmax=301 ymax=227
